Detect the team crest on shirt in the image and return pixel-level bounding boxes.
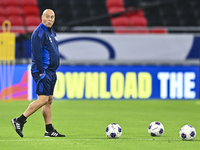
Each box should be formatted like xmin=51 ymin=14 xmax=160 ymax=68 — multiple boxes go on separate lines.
xmin=49 ymin=36 xmax=52 ymax=42
xmin=55 ymin=36 xmax=58 ymax=41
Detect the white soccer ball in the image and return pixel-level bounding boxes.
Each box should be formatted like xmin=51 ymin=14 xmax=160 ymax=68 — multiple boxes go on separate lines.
xmin=148 ymin=121 xmax=164 ymax=136
xmin=106 ymin=123 xmax=122 ymax=138
xmin=179 ymin=125 xmax=196 ymax=141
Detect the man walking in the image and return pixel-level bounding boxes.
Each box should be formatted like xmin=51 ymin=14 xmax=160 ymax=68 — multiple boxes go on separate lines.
xmin=11 ymin=9 xmax=65 ymax=138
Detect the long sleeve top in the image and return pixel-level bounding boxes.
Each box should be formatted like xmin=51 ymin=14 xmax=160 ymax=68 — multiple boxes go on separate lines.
xmin=31 ymin=23 xmax=60 ymax=74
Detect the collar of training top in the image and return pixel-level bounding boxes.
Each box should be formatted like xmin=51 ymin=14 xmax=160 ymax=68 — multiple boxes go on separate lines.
xmin=39 ymin=23 xmax=52 ymax=31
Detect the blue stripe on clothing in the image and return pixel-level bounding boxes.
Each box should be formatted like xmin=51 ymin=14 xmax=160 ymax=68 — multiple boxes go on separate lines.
xmin=42 ymin=46 xmax=50 ymax=69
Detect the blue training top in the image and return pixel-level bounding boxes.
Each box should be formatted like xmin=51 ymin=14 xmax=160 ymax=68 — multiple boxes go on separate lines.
xmin=31 ymin=23 xmax=60 ymax=74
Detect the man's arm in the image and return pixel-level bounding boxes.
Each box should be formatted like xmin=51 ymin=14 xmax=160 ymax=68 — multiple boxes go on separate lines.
xmin=31 ymin=31 xmax=45 ymax=74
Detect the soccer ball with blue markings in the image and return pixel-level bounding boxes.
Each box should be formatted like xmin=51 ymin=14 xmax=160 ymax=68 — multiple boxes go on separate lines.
xmin=148 ymin=121 xmax=164 ymax=137
xmin=106 ymin=123 xmax=122 ymax=138
xmin=179 ymin=125 xmax=196 ymax=141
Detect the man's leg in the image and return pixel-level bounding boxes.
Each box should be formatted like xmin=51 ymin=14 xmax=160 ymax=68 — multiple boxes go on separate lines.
xmin=42 ymin=95 xmax=53 ymax=125
xmin=42 ymin=96 xmax=65 ymax=137
xmin=11 ymin=95 xmax=49 ymax=137
xmin=24 ymin=95 xmax=49 ymax=118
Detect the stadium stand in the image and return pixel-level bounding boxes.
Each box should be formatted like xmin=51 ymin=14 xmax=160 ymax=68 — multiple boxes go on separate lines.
xmin=129 ymin=16 xmax=147 ymax=27
xmin=5 ymin=6 xmax=23 ymax=17
xmin=22 ymin=6 xmax=40 ymax=17
xmin=21 ymin=0 xmax=38 ymax=8
xmin=111 ymin=16 xmax=129 ymax=27
xmin=0 ymin=0 xmax=3 ymax=7
xmin=37 ymin=0 xmax=53 ymax=14
xmin=24 ymin=15 xmax=41 ymax=33
xmin=7 ymin=16 xmax=26 ymax=34
xmin=0 ymin=0 xmax=199 ymax=62
xmin=107 ymin=6 xmax=125 ymax=14
xmin=106 ymin=0 xmax=124 ymax=8
xmin=106 ymin=0 xmax=149 ymax=33
xmin=87 ymin=0 xmax=108 ymax=19
xmin=0 ymin=7 xmax=4 ymax=16
xmin=125 ymin=0 xmax=139 ymax=8
xmin=0 ymin=0 xmax=199 ymax=34
xmin=0 ymin=0 xmax=41 ymax=34
xmin=4 ymin=0 xmax=20 ymax=7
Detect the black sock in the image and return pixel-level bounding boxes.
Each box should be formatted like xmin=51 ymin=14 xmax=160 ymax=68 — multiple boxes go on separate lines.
xmin=46 ymin=124 xmax=54 ymax=132
xmin=17 ymin=114 xmax=27 ymax=123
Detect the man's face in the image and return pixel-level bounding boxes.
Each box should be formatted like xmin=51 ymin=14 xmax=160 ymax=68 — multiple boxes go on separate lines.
xmin=42 ymin=10 xmax=55 ymax=28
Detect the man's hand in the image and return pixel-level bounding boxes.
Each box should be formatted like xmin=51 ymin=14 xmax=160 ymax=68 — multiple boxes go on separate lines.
xmin=39 ymin=74 xmax=43 ymax=76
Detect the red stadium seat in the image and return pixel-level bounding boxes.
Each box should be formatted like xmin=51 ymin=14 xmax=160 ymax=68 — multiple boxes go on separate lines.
xmin=108 ymin=6 xmax=125 ymax=14
xmin=0 ymin=0 xmax=4 ymax=7
xmin=136 ymin=9 xmax=145 ymax=17
xmin=0 ymin=16 xmax=5 ymax=24
xmin=111 ymin=16 xmax=129 ymax=26
xmin=7 ymin=16 xmax=26 ymax=34
xmin=23 ymin=6 xmax=40 ymax=17
xmin=24 ymin=16 xmax=41 ymax=33
xmin=129 ymin=16 xmax=147 ymax=27
xmin=5 ymin=6 xmax=22 ymax=17
xmin=4 ymin=0 xmax=19 ymax=7
xmin=111 ymin=16 xmax=132 ymax=33
xmin=106 ymin=0 xmax=124 ymax=9
xmin=7 ymin=16 xmax=24 ymax=26
xmin=21 ymin=0 xmax=37 ymax=7
xmin=24 ymin=16 xmax=41 ymax=26
xmin=0 ymin=7 xmax=4 ymax=16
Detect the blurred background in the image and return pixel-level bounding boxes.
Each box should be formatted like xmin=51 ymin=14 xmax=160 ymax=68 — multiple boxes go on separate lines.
xmin=0 ymin=0 xmax=199 ymax=100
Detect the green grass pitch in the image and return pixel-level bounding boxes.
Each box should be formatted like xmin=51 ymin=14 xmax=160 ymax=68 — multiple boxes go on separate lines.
xmin=0 ymin=100 xmax=200 ymax=150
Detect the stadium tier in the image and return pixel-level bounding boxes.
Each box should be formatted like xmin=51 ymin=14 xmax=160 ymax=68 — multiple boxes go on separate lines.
xmin=0 ymin=0 xmax=200 ymax=34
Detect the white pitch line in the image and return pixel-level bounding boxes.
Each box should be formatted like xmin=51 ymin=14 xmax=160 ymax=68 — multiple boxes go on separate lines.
xmin=0 ymin=138 xmax=181 ymax=142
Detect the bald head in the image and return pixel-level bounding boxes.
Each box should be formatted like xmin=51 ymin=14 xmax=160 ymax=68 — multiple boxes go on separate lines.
xmin=41 ymin=9 xmax=55 ymax=28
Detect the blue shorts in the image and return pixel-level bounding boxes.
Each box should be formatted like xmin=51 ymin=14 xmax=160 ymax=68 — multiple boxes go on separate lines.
xmin=32 ymin=70 xmax=57 ymax=96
